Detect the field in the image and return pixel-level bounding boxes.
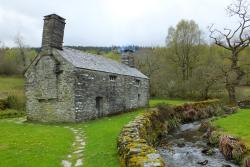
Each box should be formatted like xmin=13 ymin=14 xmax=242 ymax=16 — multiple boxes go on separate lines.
xmin=0 ymin=76 xmax=25 ymax=117
xmin=0 ymin=76 xmax=24 ymax=98
xmin=213 ymin=109 xmax=250 ymax=148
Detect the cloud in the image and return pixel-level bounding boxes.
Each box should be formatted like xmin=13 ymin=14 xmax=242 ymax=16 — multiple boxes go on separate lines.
xmin=0 ymin=0 xmax=237 ymax=47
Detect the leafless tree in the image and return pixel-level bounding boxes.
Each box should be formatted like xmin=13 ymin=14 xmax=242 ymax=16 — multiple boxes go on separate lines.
xmin=14 ymin=33 xmax=27 ymax=71
xmin=209 ymin=0 xmax=250 ymax=104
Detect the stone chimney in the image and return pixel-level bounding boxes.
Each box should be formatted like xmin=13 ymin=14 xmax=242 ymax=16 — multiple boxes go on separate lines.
xmin=121 ymin=49 xmax=135 ymax=68
xmin=42 ymin=14 xmax=66 ymax=50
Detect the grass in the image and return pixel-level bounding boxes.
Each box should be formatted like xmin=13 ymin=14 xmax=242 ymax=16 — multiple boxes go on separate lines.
xmin=213 ymin=109 xmax=250 ymax=148
xmin=0 ymin=76 xmax=25 ymax=114
xmin=0 ymin=119 xmax=74 ymax=167
xmin=149 ymin=98 xmax=190 ymax=107
xmin=0 ymin=76 xmax=24 ymax=98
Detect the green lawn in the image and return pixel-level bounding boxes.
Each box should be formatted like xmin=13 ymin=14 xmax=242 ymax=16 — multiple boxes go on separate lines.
xmin=0 ymin=119 xmax=74 ymax=167
xmin=213 ymin=109 xmax=250 ymax=148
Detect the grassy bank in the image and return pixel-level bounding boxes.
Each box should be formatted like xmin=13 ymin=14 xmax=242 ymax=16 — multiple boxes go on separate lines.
xmin=213 ymin=109 xmax=250 ymax=148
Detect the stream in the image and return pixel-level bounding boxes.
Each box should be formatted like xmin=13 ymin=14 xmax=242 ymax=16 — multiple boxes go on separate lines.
xmin=157 ymin=121 xmax=239 ymax=167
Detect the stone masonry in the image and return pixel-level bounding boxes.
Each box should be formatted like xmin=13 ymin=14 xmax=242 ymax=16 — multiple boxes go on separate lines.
xmin=24 ymin=14 xmax=149 ymax=123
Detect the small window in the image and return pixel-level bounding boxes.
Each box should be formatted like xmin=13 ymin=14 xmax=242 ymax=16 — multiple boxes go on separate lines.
xmin=135 ymin=79 xmax=140 ymax=86
xmin=109 ymin=75 xmax=117 ymax=81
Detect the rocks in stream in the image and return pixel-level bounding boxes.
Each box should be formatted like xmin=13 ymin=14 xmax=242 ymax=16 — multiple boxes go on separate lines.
xmin=201 ymin=148 xmax=215 ymax=156
xmin=221 ymin=164 xmax=232 ymax=167
xmin=197 ymin=160 xmax=208 ymax=166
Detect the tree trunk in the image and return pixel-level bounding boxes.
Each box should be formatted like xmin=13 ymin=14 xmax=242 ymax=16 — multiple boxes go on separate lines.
xmin=226 ymin=84 xmax=236 ymax=105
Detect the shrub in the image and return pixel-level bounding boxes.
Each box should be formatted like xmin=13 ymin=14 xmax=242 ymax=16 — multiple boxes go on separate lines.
xmin=0 ymin=109 xmax=25 ymax=119
xmin=6 ymin=94 xmax=25 ymax=111
xmin=0 ymin=98 xmax=7 ymax=110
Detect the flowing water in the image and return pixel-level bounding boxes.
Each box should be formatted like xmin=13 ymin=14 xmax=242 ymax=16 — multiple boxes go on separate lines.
xmin=158 ymin=121 xmax=239 ymax=167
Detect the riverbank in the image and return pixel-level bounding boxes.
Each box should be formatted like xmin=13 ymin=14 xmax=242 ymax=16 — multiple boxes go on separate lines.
xmin=117 ymin=99 xmax=222 ymax=167
xmin=210 ymin=108 xmax=250 ymax=166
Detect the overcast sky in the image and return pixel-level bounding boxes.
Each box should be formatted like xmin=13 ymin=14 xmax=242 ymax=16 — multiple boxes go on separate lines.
xmin=0 ymin=0 xmax=240 ymax=47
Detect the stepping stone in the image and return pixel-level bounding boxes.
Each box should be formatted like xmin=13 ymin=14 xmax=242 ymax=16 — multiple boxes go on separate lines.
xmin=77 ymin=153 xmax=83 ymax=157
xmin=73 ymin=150 xmax=83 ymax=154
xmin=75 ymin=159 xmax=83 ymax=166
xmin=76 ymin=139 xmax=83 ymax=142
xmin=80 ymin=142 xmax=86 ymax=146
xmin=67 ymin=154 xmax=72 ymax=158
xmin=62 ymin=160 xmax=72 ymax=167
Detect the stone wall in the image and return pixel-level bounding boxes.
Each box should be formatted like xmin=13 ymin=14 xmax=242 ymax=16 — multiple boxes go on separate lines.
xmin=117 ymin=100 xmax=221 ymax=167
xmin=238 ymin=100 xmax=250 ymax=108
xmin=74 ymin=68 xmax=149 ymax=121
xmin=25 ymin=49 xmax=76 ymax=122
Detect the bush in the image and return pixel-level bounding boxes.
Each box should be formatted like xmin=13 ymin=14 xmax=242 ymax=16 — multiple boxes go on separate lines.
xmin=0 ymin=98 xmax=7 ymax=110
xmin=0 ymin=109 xmax=25 ymax=119
xmin=6 ymin=95 xmax=25 ymax=111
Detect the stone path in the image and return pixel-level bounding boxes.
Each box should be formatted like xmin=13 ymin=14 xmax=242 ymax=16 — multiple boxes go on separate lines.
xmin=62 ymin=127 xmax=86 ymax=167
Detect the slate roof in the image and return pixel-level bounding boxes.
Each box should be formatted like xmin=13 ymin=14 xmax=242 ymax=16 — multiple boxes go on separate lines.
xmin=56 ymin=47 xmax=148 ymax=79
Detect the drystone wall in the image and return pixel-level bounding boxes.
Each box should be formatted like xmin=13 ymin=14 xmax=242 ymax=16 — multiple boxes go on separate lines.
xmin=238 ymin=100 xmax=250 ymax=108
xmin=117 ymin=99 xmax=221 ymax=167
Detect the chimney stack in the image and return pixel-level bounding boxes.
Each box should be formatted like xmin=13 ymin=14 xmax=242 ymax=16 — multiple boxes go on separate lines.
xmin=121 ymin=49 xmax=135 ymax=68
xmin=42 ymin=14 xmax=66 ymax=50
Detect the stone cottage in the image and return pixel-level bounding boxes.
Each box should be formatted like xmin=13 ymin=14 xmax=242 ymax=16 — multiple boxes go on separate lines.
xmin=24 ymin=14 xmax=149 ymax=123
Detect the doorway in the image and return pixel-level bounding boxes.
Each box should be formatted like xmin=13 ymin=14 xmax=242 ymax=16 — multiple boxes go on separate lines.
xmin=96 ymin=97 xmax=104 ymax=117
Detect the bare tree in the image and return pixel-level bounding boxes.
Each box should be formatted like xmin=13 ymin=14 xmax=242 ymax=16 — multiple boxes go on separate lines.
xmin=134 ymin=48 xmax=160 ymax=96
xmin=209 ymin=0 xmax=250 ymax=104
xmin=14 ymin=33 xmax=27 ymax=72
